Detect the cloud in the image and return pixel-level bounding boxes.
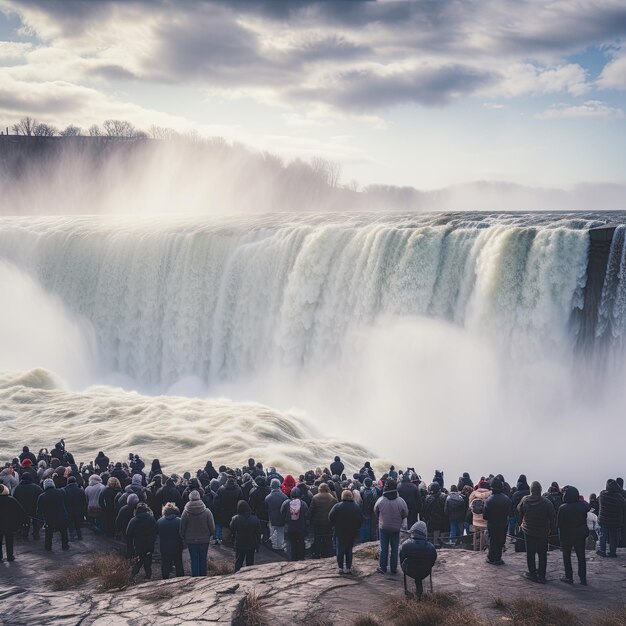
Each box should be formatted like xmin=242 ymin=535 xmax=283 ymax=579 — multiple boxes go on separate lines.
xmin=3 ymin=0 xmax=624 ymax=117
xmin=597 ymin=49 xmax=626 ymax=89
xmin=536 ymin=100 xmax=624 ymax=119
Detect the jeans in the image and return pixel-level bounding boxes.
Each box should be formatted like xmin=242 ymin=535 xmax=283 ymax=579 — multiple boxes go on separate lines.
xmin=360 ymin=517 xmax=372 ymax=543
xmin=599 ymin=527 xmax=621 ymax=556
xmin=270 ymin=524 xmax=285 ymax=550
xmin=336 ymin=538 xmax=354 ymax=570
xmin=0 ymin=533 xmax=14 ymax=560
xmin=507 ymin=515 xmax=517 ymax=537
xmin=487 ymin=525 xmax=507 ymax=562
xmin=288 ymin=532 xmax=306 ymax=561
xmin=235 ymin=549 xmax=255 ymax=571
xmin=214 ymin=523 xmax=223 ymax=541
xmin=449 ymin=521 xmax=463 ymax=542
xmin=44 ymin=527 xmax=69 ymax=551
xmin=524 ymin=534 xmax=548 ymax=580
xmin=132 ymin=552 xmax=153 ymax=579
xmin=188 ymin=543 xmax=209 ymax=576
xmin=160 ymin=551 xmax=184 ymax=579
xmin=561 ymin=536 xmax=586 ymax=581
xmin=379 ymin=529 xmax=400 ymax=573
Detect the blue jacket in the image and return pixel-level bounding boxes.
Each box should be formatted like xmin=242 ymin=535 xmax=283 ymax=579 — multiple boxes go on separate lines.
xmin=156 ymin=512 xmax=183 ymax=554
xmin=399 ymin=536 xmax=437 ymax=580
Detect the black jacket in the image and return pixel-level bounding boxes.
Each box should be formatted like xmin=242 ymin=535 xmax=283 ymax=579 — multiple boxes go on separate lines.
xmin=37 ymin=487 xmax=68 ymax=529
xmin=116 ymin=503 xmax=137 ymax=535
xmin=63 ymin=483 xmax=87 ymax=517
xmin=126 ymin=511 xmax=157 ymax=553
xmin=557 ymin=486 xmax=589 ymax=541
xmin=215 ymin=481 xmax=243 ymax=526
xmin=483 ymin=492 xmax=512 ymax=528
xmin=598 ymin=480 xmax=626 ymax=529
xmin=399 ymin=535 xmax=437 ymax=580
xmin=230 ymin=512 xmax=261 ymax=550
xmin=13 ymin=475 xmax=43 ymax=517
xmin=422 ymin=491 xmax=447 ymax=532
xmin=155 ymin=482 xmax=183 ymax=512
xmin=0 ymin=494 xmax=25 ymax=533
xmin=156 ymin=513 xmax=183 ymax=554
xmin=329 ymin=501 xmax=363 ymax=543
xmin=330 ymin=460 xmax=344 ymax=477
xmin=398 ymin=480 xmax=422 ymax=517
xmin=248 ymin=483 xmax=271 ymax=521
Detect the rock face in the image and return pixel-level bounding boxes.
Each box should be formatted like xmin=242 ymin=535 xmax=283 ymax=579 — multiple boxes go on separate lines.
xmin=1 ymin=541 xmax=624 ymax=625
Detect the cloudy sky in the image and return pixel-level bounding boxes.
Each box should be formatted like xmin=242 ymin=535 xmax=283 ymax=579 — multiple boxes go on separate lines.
xmin=0 ymin=0 xmax=625 ymax=190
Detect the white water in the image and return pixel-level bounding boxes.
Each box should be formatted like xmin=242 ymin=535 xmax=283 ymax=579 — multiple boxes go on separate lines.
xmin=0 ymin=213 xmax=623 ymax=493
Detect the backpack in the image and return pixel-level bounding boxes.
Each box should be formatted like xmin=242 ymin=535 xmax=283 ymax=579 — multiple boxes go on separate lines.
xmin=361 ymin=488 xmax=376 ymax=515
xmin=471 ymin=497 xmax=484 ymax=515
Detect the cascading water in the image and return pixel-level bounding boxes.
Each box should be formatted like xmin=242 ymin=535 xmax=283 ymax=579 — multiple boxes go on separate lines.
xmin=0 ymin=212 xmax=624 ymax=491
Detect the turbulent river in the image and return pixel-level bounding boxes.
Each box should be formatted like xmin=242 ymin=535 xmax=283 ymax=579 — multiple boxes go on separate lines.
xmin=1 ymin=212 xmax=624 ymax=492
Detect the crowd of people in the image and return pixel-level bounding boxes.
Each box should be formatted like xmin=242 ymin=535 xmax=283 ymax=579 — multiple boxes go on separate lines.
xmin=0 ymin=443 xmax=624 ymax=595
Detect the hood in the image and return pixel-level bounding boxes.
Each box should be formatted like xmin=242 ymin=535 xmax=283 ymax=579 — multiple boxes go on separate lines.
xmin=563 ymin=486 xmax=580 ymax=503
xmin=409 ymin=521 xmax=427 ymax=539
xmin=383 ymin=489 xmax=398 ymax=500
xmin=21 ymin=473 xmax=33 ymax=484
xmin=401 ymin=473 xmax=410 ymax=482
xmin=184 ymin=499 xmax=207 ymax=515
xmin=606 ymin=479 xmax=620 ymax=493
xmin=88 ymin=474 xmax=102 ymax=486
xmin=428 ymin=482 xmax=441 ymax=494
xmin=255 ymin=476 xmax=267 ymax=487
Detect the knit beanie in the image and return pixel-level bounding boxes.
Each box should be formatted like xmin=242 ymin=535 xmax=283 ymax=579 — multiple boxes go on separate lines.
xmin=127 ymin=493 xmax=140 ymax=506
xmin=132 ymin=474 xmax=143 ymax=486
xmin=189 ymin=490 xmax=201 ymax=501
xmin=410 ymin=521 xmax=427 ymax=539
xmin=531 ymin=481 xmax=542 ymax=496
xmin=43 ymin=478 xmax=55 ymax=490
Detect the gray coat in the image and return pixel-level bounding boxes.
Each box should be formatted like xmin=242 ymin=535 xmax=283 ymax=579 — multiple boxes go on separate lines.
xmin=265 ymin=488 xmax=288 ymax=527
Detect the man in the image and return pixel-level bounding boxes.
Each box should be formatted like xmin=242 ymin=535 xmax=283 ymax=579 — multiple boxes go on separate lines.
xmin=280 ymin=487 xmax=308 ymax=561
xmin=230 ymin=500 xmax=261 ymax=572
xmin=126 ymin=502 xmax=157 ymax=579
xmin=37 ymin=478 xmax=70 ymax=551
xmin=13 ymin=472 xmax=43 ymax=540
xmin=360 ymin=478 xmax=378 ymax=543
xmin=399 ymin=521 xmax=437 ymax=598
xmin=265 ymin=478 xmax=288 ymax=550
xmin=483 ymin=477 xmax=512 ymax=565
xmin=63 ymin=476 xmax=87 ymax=540
xmin=518 ymin=481 xmax=555 ymax=583
xmin=374 ymin=479 xmax=408 ymax=575
xmin=329 ymin=490 xmax=363 ymax=574
xmin=248 ymin=475 xmax=271 ymax=545
xmin=444 ymin=485 xmax=466 ymax=545
xmin=308 ymin=483 xmax=336 ymax=558
xmin=0 ymin=484 xmax=25 ymax=562
xmin=557 ymin=485 xmax=589 ymax=585
xmin=421 ymin=482 xmax=448 ymax=547
xmin=597 ymin=479 xmax=625 ymax=558
xmin=330 ymin=456 xmax=344 ymax=477
xmin=398 ymin=473 xmax=421 ymax=528
xmin=156 ymin=503 xmax=184 ymax=579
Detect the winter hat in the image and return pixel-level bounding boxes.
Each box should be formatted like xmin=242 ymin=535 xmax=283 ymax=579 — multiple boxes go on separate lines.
xmin=531 ymin=481 xmax=542 ymax=496
xmin=22 ymin=458 xmax=33 ymax=467
xmin=67 ymin=476 xmax=77 ymax=484
xmin=491 ymin=478 xmax=503 ymax=493
xmin=410 ymin=521 xmax=427 ymax=539
xmin=364 ymin=477 xmax=372 ymax=488
xmin=271 ymin=479 xmax=281 ymax=489
xmin=210 ymin=478 xmax=220 ymax=493
xmin=43 ymin=478 xmax=55 ymax=490
xmin=237 ymin=500 xmax=251 ymax=514
xmin=428 ymin=482 xmax=441 ymax=494
xmin=127 ymin=493 xmax=140 ymax=506
xmin=341 ymin=489 xmax=354 ymax=501
xmin=189 ymin=490 xmax=201 ymax=501
xmin=290 ymin=487 xmax=300 ymax=499
xmin=132 ymin=474 xmax=143 ymax=486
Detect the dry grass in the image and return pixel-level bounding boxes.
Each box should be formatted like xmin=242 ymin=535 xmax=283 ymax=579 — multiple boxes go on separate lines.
xmin=206 ymin=559 xmax=235 ymax=576
xmin=232 ymin=590 xmax=266 ymax=626
xmin=352 ymin=616 xmax=381 ymax=626
xmin=594 ymin=605 xmax=626 ymax=626
xmin=505 ymin=597 xmax=581 ymax=626
xmin=382 ymin=592 xmax=482 ymax=626
xmin=493 ymin=596 xmax=507 ymax=610
xmin=356 ymin=544 xmax=380 ymax=560
xmin=50 ymin=553 xmax=132 ymax=592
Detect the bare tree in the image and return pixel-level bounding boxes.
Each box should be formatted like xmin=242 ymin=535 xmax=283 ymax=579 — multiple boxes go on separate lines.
xmin=60 ymin=124 xmax=82 ymax=137
xmin=149 ymin=125 xmax=178 ymax=140
xmin=103 ymin=119 xmax=138 ymax=138
xmin=12 ymin=116 xmax=38 ymax=136
xmin=310 ymin=156 xmax=342 ymax=188
xmin=88 ymin=124 xmax=103 ymax=136
xmin=33 ymin=123 xmax=58 ymax=137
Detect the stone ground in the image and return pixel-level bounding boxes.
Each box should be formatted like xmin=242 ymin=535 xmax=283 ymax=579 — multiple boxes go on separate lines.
xmin=0 ymin=529 xmax=624 ymax=625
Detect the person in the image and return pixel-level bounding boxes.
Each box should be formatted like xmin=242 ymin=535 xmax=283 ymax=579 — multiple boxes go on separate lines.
xmin=360 ymin=478 xmax=378 ymax=543
xmin=37 ymin=478 xmax=70 ymax=551
xmin=308 ymin=482 xmax=336 ymax=558
xmin=374 ymin=479 xmax=408 ymax=575
xmin=422 ymin=482 xmax=449 ymax=546
xmin=85 ymin=473 xmax=106 ymax=531
xmin=597 ymin=479 xmax=625 ymax=558
xmin=63 ymin=476 xmax=87 ymax=540
xmin=19 ymin=446 xmax=37 ymax=466
xmin=99 ymin=477 xmax=121 ymax=537
xmin=556 ymin=486 xmax=589 ymax=585
xmin=94 ymin=451 xmax=109 ymax=474
xmin=149 ymin=459 xmax=163 ymax=481
xmin=180 ymin=490 xmax=215 ymax=576
xmin=248 ymin=475 xmax=271 ymax=545
xmin=329 ymin=490 xmax=363 ymax=574
xmin=13 ymin=472 xmax=43 ymax=540
xmin=281 ymin=474 xmax=297 ymax=496
xmin=544 ymin=482 xmax=563 ymax=548
xmin=116 ymin=493 xmax=140 ymax=558
xmin=126 ymin=502 xmax=157 ymax=579
xmin=457 ymin=473 xmax=473 ymax=492
xmin=214 ymin=476 xmax=242 ymax=545
xmin=398 ymin=473 xmax=421 ymax=528
xmin=586 ymin=505 xmax=599 ymax=551
xmin=0 ymin=484 xmax=25 ymax=562
xmin=469 ymin=479 xmax=491 ymax=551
xmin=517 ymin=481 xmax=555 ymax=583
xmin=330 ymin=456 xmax=344 ymax=477
xmin=483 ymin=477 xmax=511 ymax=565
xmin=230 ymin=500 xmax=261 ymax=572
xmin=266 ymin=478 xmax=288 ymax=550
xmin=588 ymin=493 xmax=599 ymax=516
xmin=399 ymin=521 xmax=437 ymax=599
xmin=444 ymin=485 xmax=466 ymax=545
xmin=281 ymin=487 xmax=308 ymax=561
xmin=156 ymin=503 xmax=184 ymax=579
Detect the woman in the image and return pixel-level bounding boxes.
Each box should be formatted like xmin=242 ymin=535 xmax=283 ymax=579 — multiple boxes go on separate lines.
xmin=99 ymin=477 xmax=122 ymax=537
xmin=84 ymin=473 xmax=106 ymax=531
xmin=329 ymin=490 xmax=363 ymax=574
xmin=149 ymin=459 xmax=163 ymax=482
xmin=281 ymin=475 xmax=297 ymax=496
xmin=180 ymin=490 xmax=215 ymax=576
